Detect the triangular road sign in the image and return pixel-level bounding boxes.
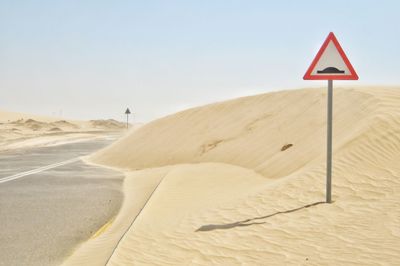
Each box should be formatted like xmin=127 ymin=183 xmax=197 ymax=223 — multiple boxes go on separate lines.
xmin=125 ymin=108 xmax=131 ymax=115
xmin=303 ymin=32 xmax=358 ymax=80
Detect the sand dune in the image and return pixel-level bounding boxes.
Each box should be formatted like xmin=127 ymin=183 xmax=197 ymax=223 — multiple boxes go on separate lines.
xmin=89 ymin=119 xmax=127 ymax=130
xmin=0 ymin=108 xmax=65 ymax=123
xmin=65 ymin=87 xmax=400 ymax=265
xmin=0 ymin=110 xmax=128 ymax=151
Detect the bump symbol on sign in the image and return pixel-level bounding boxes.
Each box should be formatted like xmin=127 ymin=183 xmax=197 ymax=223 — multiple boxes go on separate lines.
xmin=317 ymin=67 xmax=345 ymax=74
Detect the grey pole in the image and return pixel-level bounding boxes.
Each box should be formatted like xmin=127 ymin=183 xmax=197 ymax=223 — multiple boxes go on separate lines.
xmin=326 ymin=80 xmax=333 ymax=203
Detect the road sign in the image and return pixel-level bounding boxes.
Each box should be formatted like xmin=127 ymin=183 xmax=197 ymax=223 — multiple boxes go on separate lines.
xmin=303 ymin=32 xmax=358 ymax=80
xmin=303 ymin=32 xmax=358 ymax=203
xmin=125 ymin=108 xmax=131 ymax=129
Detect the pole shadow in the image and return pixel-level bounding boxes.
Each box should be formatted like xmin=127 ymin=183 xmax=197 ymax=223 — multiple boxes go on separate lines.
xmin=195 ymin=201 xmax=326 ymax=232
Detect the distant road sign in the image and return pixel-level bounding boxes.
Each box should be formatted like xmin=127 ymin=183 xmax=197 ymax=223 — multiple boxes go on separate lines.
xmin=125 ymin=108 xmax=131 ymax=129
xmin=303 ymin=32 xmax=358 ymax=80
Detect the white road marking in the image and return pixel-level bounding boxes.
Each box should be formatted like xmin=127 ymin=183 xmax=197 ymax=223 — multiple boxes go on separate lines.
xmin=0 ymin=158 xmax=81 ymax=184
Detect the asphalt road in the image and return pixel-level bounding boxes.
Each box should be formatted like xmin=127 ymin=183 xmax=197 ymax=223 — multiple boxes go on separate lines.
xmin=0 ymin=136 xmax=124 ymax=266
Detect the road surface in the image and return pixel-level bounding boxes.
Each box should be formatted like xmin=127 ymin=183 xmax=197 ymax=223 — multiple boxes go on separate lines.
xmin=0 ymin=136 xmax=124 ymax=266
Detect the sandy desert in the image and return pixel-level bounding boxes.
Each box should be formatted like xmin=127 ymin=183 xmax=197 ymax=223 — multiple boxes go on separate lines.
xmin=2 ymin=1 xmax=399 ymax=265
xmin=0 ymin=109 xmax=127 ymax=151
xmin=57 ymin=87 xmax=400 ymax=265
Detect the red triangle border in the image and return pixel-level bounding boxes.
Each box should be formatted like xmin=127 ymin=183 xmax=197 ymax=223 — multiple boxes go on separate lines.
xmin=303 ymin=32 xmax=358 ymax=80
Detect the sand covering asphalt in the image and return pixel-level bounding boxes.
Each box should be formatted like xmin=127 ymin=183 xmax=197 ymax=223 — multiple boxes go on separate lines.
xmin=64 ymin=87 xmax=400 ymax=265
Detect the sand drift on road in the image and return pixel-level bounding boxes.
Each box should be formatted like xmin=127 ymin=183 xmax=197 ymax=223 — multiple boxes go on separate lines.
xmin=63 ymin=87 xmax=400 ymax=266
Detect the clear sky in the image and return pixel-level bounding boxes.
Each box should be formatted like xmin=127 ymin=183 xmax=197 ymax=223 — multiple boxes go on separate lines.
xmin=1 ymin=0 xmax=399 ymax=122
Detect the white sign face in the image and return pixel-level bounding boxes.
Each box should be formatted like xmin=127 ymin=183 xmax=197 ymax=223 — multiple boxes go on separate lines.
xmin=310 ymin=41 xmax=350 ymax=76
xmin=303 ymin=32 xmax=358 ymax=80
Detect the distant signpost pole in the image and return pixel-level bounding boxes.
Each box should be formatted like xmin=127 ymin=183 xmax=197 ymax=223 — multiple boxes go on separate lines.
xmin=125 ymin=108 xmax=131 ymax=129
xmin=303 ymin=32 xmax=358 ymax=203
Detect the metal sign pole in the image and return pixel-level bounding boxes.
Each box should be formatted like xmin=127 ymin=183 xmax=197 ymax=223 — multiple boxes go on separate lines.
xmin=326 ymin=80 xmax=333 ymax=203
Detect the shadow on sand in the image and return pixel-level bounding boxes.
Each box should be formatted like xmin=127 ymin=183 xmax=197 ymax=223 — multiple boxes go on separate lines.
xmin=195 ymin=201 xmax=326 ymax=232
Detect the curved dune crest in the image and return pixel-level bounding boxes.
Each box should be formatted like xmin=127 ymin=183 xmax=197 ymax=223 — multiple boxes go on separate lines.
xmin=91 ymin=88 xmax=379 ymax=178
xmin=67 ymin=87 xmax=400 ymax=265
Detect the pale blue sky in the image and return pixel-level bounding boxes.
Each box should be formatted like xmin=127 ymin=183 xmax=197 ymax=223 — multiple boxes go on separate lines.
xmin=1 ymin=1 xmax=399 ymax=122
